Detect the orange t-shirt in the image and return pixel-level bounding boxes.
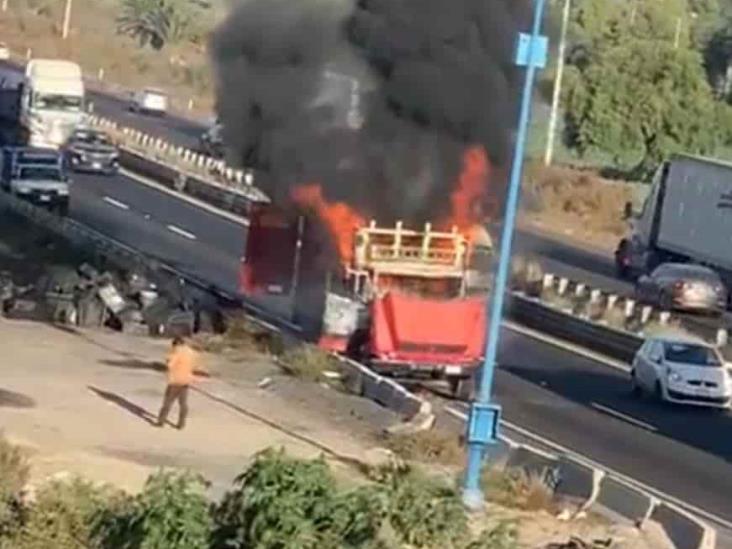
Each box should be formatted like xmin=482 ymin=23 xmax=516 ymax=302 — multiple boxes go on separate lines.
xmin=166 ymin=345 xmax=198 ymax=386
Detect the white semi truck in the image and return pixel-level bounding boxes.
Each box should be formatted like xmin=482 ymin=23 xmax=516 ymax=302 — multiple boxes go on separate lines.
xmin=0 ymin=59 xmax=86 ymax=148
xmin=615 ymin=154 xmax=732 ymax=291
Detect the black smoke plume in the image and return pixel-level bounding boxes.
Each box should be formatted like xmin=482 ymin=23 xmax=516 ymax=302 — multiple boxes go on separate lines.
xmin=211 ymin=0 xmax=532 ymax=224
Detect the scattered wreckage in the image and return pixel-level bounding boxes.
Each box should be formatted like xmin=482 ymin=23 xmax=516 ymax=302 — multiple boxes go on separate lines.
xmin=1 ymin=263 xmax=225 ymax=337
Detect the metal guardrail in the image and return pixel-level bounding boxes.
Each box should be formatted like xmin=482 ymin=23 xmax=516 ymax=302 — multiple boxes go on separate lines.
xmin=508 ymin=293 xmax=644 ymax=362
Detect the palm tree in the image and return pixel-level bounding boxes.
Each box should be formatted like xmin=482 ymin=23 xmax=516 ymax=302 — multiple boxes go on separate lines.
xmin=116 ymin=0 xmax=188 ymax=51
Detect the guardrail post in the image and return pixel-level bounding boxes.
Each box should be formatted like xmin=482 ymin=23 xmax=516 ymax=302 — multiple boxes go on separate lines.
xmin=557 ymin=277 xmax=569 ymax=295
xmin=624 ymin=298 xmax=635 ymax=319
xmin=589 ymin=289 xmax=602 ymax=304
xmin=640 ymin=305 xmax=652 ymax=324
xmin=607 ymin=294 xmax=618 ymax=311
xmin=717 ymin=328 xmax=728 ymax=348
xmin=574 ymin=283 xmax=586 ymax=298
xmin=659 ymin=311 xmax=670 ymax=325
xmin=245 ymin=172 xmax=254 ymax=185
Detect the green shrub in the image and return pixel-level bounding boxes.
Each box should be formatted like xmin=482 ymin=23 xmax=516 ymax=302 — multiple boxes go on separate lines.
xmin=463 ymin=522 xmax=518 ymax=549
xmin=278 ymin=344 xmax=336 ymax=382
xmin=101 ymin=470 xmax=212 ymax=549
xmin=376 ymin=464 xmax=469 ymax=548
xmin=7 ymin=477 xmax=125 ymax=549
xmin=212 ymin=448 xmax=386 ymax=549
xmin=0 ymin=435 xmax=29 ymax=538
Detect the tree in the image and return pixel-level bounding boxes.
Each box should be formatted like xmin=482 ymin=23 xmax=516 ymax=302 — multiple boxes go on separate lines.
xmin=116 ymin=0 xmax=192 ymax=50
xmin=564 ymin=39 xmax=719 ymax=176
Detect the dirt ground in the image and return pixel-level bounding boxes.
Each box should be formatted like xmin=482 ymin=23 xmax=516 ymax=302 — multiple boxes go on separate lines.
xmin=0 ymin=317 xmax=397 ymax=497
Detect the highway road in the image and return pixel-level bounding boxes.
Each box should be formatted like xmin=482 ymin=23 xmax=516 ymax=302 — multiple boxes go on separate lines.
xmin=4 ymin=62 xmax=732 ymax=530
xmin=63 ymin=166 xmax=732 ymax=528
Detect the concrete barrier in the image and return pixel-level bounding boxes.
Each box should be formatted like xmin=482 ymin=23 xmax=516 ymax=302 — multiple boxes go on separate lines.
xmin=651 ymin=502 xmax=717 ymax=549
xmin=592 ymin=475 xmax=655 ymax=525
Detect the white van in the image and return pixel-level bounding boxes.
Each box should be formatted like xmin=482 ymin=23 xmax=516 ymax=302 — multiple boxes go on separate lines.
xmin=130 ymin=88 xmax=168 ymax=116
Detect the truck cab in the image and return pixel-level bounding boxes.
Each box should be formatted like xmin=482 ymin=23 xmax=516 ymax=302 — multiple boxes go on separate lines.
xmin=20 ymin=59 xmax=86 ymax=149
xmin=0 ymin=147 xmax=70 ymax=214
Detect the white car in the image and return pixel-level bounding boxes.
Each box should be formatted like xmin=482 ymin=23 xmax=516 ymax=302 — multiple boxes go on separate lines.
xmin=631 ymin=336 xmax=732 ymax=409
xmin=130 ymin=88 xmax=168 ymax=116
xmin=0 ymin=43 xmax=10 ymax=61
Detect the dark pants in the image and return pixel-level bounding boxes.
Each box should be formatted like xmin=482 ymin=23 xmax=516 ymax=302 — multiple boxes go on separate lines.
xmin=157 ymin=384 xmax=189 ymax=428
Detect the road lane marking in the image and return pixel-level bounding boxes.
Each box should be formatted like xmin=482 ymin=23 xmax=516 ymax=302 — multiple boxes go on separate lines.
xmin=502 ymin=319 xmax=631 ymax=373
xmin=590 ymin=402 xmax=658 ymax=432
xmin=102 ymin=196 xmax=130 ymax=210
xmin=120 ymin=167 xmax=250 ymax=227
xmin=443 ymin=404 xmax=732 ymax=531
xmin=166 ymin=224 xmax=197 ymax=240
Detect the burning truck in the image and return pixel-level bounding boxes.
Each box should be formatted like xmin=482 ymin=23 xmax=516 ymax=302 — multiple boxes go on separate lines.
xmin=240 ymin=192 xmax=493 ymax=399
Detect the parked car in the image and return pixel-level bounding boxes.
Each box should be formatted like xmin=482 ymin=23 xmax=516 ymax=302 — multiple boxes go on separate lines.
xmin=631 ymin=336 xmax=732 ymax=409
xmin=64 ymin=128 xmax=119 ymax=175
xmin=129 ymin=88 xmax=168 ymax=116
xmin=0 ymin=43 xmax=10 ymax=61
xmin=634 ymin=263 xmax=727 ymax=314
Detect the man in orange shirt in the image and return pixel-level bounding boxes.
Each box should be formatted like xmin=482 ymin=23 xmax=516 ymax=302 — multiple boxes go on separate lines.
xmin=155 ymin=336 xmax=198 ymax=430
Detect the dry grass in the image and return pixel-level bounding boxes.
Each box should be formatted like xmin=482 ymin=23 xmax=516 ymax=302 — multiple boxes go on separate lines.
xmin=482 ymin=465 xmax=556 ymax=513
xmin=194 ymin=313 xmax=285 ymax=357
xmin=278 ymin=343 xmax=338 ymax=383
xmin=523 ymin=163 xmax=634 ymax=245
xmin=383 ymin=430 xmax=465 ymax=467
xmin=0 ymin=0 xmax=218 ymax=115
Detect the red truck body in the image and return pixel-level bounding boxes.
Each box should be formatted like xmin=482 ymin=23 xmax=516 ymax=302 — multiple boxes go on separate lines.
xmin=241 ymin=203 xmax=491 ymax=396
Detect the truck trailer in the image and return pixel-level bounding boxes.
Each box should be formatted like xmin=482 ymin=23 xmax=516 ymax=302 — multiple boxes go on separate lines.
xmin=615 ymin=154 xmax=732 ymax=291
xmin=0 ymin=59 xmax=86 ymax=148
xmin=240 ymin=204 xmax=493 ymax=399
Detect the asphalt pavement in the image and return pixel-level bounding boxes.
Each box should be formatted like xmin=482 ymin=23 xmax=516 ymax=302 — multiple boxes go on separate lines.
xmin=3 ymin=62 xmax=732 ymax=530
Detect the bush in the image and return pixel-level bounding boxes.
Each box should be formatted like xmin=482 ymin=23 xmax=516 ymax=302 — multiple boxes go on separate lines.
xmin=481 ymin=466 xmax=556 ymax=513
xmin=7 ymin=478 xmax=125 ymax=549
xmin=376 ymin=464 xmax=469 ymax=548
xmin=212 ymin=448 xmax=386 ymax=549
xmin=0 ymin=434 xmax=29 ymax=538
xmin=384 ymin=431 xmax=464 ymax=467
xmin=278 ymin=344 xmax=337 ymax=382
xmin=101 ymin=470 xmax=212 ymax=549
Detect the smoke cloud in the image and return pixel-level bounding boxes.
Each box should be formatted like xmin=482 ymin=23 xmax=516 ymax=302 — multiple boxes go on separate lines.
xmin=211 ymin=0 xmax=532 ymax=225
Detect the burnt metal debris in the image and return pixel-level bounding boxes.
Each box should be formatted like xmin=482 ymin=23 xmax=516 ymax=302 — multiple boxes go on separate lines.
xmin=2 ymin=263 xmax=224 ymax=338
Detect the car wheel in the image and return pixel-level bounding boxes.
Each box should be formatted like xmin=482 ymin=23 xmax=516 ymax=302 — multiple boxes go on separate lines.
xmin=630 ymin=370 xmax=642 ymax=397
xmin=660 ymin=291 xmax=673 ymax=311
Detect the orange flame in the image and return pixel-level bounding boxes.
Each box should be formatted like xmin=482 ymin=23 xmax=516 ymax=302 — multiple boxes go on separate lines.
xmin=292 ymin=184 xmax=365 ymax=265
xmin=443 ymin=146 xmax=492 ymax=235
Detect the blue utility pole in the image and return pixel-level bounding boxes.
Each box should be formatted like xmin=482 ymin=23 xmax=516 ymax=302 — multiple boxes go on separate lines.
xmin=462 ymin=0 xmax=549 ymax=509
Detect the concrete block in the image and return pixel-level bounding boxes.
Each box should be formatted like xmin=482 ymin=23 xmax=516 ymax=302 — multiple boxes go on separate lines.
xmin=651 ymin=502 xmax=713 ymax=549
xmin=593 ymin=476 xmax=654 ymax=525
xmin=554 ymin=456 xmax=602 ymax=507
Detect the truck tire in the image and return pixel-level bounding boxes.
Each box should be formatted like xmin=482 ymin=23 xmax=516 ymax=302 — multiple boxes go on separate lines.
xmin=449 ymin=375 xmax=476 ymax=401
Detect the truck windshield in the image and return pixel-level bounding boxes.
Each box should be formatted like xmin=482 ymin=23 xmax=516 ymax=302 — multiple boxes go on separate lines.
xmin=18 ymin=167 xmax=63 ymax=181
xmin=33 ymin=93 xmax=82 ymax=111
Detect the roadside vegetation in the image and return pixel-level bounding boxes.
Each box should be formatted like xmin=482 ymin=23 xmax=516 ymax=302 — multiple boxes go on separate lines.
xmin=0 ymin=435 xmax=521 ymax=549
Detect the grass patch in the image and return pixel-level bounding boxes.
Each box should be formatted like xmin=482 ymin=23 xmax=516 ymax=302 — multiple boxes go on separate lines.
xmin=278 ymin=344 xmax=338 ymax=383
xmin=0 ymin=434 xmax=29 ymax=538
xmin=194 ymin=313 xmax=284 ymax=356
xmin=384 ymin=431 xmax=464 ymax=467
xmin=481 ymin=465 xmax=556 ymax=513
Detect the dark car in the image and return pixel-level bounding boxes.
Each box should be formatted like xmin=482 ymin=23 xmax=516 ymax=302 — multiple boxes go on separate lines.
xmin=635 ymin=263 xmax=727 ymax=314
xmin=65 ymin=128 xmax=119 ymax=175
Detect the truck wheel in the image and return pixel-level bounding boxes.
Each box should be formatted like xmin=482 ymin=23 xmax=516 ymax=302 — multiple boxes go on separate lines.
xmin=449 ymin=376 xmax=476 ymax=401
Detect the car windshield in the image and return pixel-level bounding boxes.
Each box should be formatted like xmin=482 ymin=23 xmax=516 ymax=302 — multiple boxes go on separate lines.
xmin=33 ymin=93 xmax=83 ymax=111
xmin=73 ymin=133 xmax=112 ymax=146
xmin=655 ymin=265 xmax=719 ymax=282
xmin=18 ymin=167 xmax=63 ymax=181
xmin=663 ymin=342 xmax=722 ymax=366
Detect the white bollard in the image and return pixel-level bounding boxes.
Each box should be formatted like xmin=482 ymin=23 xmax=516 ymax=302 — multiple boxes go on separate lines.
xmin=98 ymin=68 xmax=105 ymax=81
xmin=641 ymin=305 xmax=652 ymax=324
xmin=624 ymin=298 xmax=636 ymax=318
xmin=26 ymin=48 xmax=32 ymax=60
xmin=659 ymin=311 xmax=671 ymax=325
xmin=197 ymin=155 xmax=206 ymax=169
xmin=575 ymin=283 xmax=586 ymax=298
xmin=542 ymin=273 xmax=555 ymax=290
xmin=717 ymin=329 xmax=728 ymax=348
xmin=607 ymin=294 xmax=618 ymax=310
xmin=245 ymin=172 xmax=254 ymax=185
xmin=235 ymin=170 xmax=244 ymax=185
xmin=187 ymin=98 xmax=194 ymax=111
xmin=225 ymin=167 xmax=234 ymax=180
xmin=557 ymin=278 xmax=569 ymax=296
xmin=590 ymin=289 xmax=602 ymax=304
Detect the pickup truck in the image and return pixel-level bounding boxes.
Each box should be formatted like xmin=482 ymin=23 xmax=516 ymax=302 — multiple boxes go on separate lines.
xmin=0 ymin=147 xmax=70 ymax=215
